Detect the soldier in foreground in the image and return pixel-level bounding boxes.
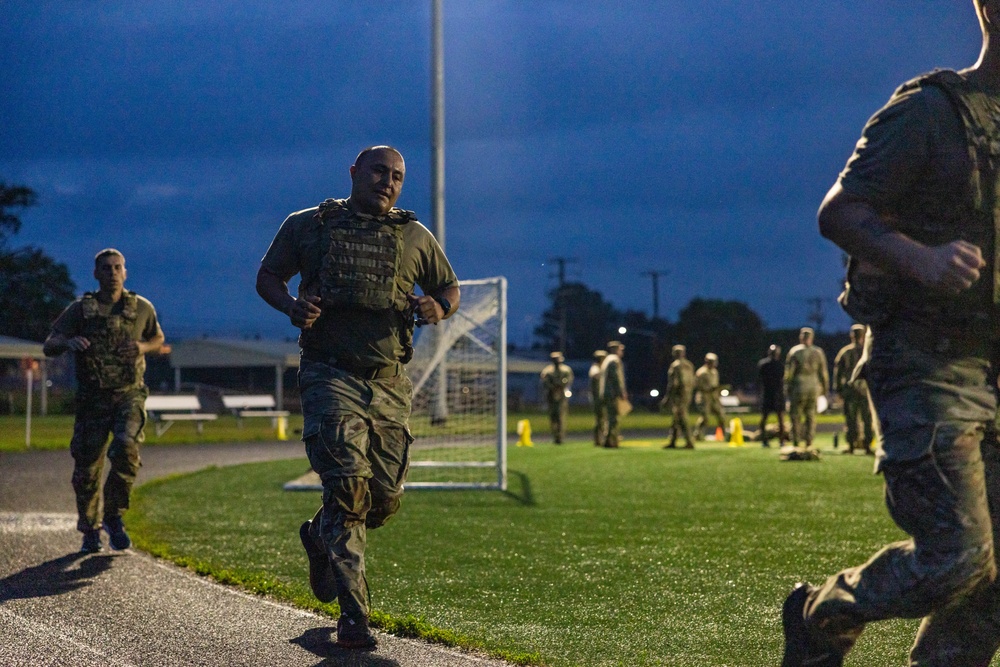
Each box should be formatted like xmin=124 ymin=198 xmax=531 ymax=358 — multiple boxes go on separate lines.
xmin=782 ymin=3 xmax=1000 ymax=664
xmin=540 ymin=351 xmax=574 ymax=444
xmin=783 ymin=327 xmax=829 ymax=450
xmin=757 ymin=344 xmax=787 ymax=447
xmin=694 ymin=352 xmax=726 ymax=441
xmin=832 ymin=324 xmax=874 ymax=455
xmin=661 ymin=344 xmax=695 ymax=449
xmin=600 ymin=341 xmax=628 ymax=448
xmin=256 ymin=146 xmax=459 ymax=650
xmin=43 ymin=249 xmax=164 ymax=554
xmin=589 ymin=349 xmax=608 ymax=446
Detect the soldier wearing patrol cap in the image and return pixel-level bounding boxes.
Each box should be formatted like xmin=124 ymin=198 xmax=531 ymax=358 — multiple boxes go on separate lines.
xmin=661 ymin=344 xmax=695 ymax=449
xmin=833 ymin=324 xmax=874 ymax=455
xmin=589 ymin=349 xmax=609 ymax=446
xmin=783 ymin=326 xmax=829 ymax=449
xmin=600 ymin=341 xmax=628 ymax=448
xmin=540 ymin=351 xmax=574 ymax=444
xmin=257 ymin=145 xmax=460 ymax=651
xmin=694 ymin=352 xmax=726 ymax=441
xmin=43 ymin=248 xmax=165 ymax=555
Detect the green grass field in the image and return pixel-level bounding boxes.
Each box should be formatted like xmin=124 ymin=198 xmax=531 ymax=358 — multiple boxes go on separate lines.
xmin=127 ymin=432 xmax=927 ymax=666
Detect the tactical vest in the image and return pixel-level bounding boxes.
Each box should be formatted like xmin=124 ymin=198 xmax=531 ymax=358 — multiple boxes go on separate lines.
xmin=312 ymin=199 xmax=418 ymax=362
xmin=77 ymin=291 xmax=139 ymax=390
xmin=839 ymin=70 xmax=1000 ymax=336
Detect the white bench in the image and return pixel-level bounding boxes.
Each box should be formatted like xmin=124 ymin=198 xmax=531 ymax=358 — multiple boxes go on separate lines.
xmin=221 ymin=394 xmax=290 ymax=427
xmin=145 ymin=395 xmax=218 ymax=436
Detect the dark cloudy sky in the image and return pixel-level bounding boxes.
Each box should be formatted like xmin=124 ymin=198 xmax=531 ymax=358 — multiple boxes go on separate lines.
xmin=0 ymin=2 xmax=982 ymax=345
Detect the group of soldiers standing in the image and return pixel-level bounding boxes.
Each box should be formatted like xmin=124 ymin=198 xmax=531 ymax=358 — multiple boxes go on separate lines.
xmin=539 ymin=324 xmax=876 ymax=454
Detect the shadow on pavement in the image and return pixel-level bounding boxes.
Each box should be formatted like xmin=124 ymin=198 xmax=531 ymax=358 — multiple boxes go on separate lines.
xmin=290 ymin=627 xmax=401 ymax=666
xmin=0 ymin=552 xmax=115 ymax=601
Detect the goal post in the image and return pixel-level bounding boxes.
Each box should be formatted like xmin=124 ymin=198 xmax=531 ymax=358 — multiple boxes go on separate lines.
xmin=405 ymin=276 xmax=507 ymax=490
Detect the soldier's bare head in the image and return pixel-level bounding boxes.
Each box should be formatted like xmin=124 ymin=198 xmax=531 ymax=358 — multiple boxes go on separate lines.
xmin=349 ymin=146 xmax=406 ymax=216
xmin=93 ymin=248 xmax=127 ymax=293
xmin=975 ymin=0 xmax=1000 ymax=34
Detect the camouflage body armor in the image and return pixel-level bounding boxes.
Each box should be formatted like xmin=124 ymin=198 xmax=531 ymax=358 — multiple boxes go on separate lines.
xmin=840 ymin=70 xmax=1000 ymax=337
xmin=314 ymin=198 xmax=417 ymax=360
xmin=77 ymin=291 xmax=139 ymax=390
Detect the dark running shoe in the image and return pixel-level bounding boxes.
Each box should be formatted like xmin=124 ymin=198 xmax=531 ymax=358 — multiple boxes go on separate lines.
xmin=300 ymin=521 xmax=337 ymax=603
xmin=335 ymin=615 xmax=377 ymax=651
xmin=781 ymin=583 xmax=843 ymax=667
xmin=104 ymin=516 xmax=131 ymax=551
xmin=80 ymin=530 xmax=103 ymax=554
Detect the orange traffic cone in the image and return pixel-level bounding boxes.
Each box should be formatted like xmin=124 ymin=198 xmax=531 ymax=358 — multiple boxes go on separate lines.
xmin=715 ymin=426 xmax=724 ymax=442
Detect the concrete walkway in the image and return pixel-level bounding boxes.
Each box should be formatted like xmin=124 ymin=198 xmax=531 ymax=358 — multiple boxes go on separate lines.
xmin=0 ymin=443 xmax=510 ymax=667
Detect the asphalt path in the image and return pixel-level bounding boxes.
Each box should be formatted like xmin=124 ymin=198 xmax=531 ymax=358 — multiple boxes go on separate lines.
xmin=0 ymin=443 xmax=511 ymax=667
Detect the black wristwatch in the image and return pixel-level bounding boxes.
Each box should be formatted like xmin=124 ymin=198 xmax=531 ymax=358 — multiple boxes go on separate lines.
xmin=433 ymin=296 xmax=452 ymax=317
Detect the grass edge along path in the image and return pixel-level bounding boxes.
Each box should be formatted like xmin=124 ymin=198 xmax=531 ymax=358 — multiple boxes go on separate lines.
xmin=130 ymin=471 xmax=543 ymax=667
xmin=128 ymin=436 xmax=925 ymax=666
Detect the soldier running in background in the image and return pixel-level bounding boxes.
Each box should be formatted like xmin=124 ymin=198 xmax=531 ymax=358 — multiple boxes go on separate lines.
xmin=661 ymin=344 xmax=695 ymax=449
xmin=589 ymin=349 xmax=608 ymax=447
xmin=694 ymin=352 xmax=726 ymax=441
xmin=43 ymin=249 xmax=165 ymax=554
xmin=784 ymin=327 xmax=829 ymax=449
xmin=832 ymin=324 xmax=874 ymax=455
xmin=540 ymin=351 xmax=574 ymax=444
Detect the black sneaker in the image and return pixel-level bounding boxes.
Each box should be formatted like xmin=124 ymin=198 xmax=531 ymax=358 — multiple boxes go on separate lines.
xmin=80 ymin=530 xmax=103 ymax=554
xmin=104 ymin=516 xmax=131 ymax=551
xmin=300 ymin=521 xmax=337 ymax=603
xmin=335 ymin=615 xmax=377 ymax=651
xmin=781 ymin=583 xmax=843 ymax=667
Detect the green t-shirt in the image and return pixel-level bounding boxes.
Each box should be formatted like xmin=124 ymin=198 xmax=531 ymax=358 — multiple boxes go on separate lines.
xmin=261 ymin=202 xmax=459 ymax=368
xmin=51 ymin=292 xmax=162 ymax=392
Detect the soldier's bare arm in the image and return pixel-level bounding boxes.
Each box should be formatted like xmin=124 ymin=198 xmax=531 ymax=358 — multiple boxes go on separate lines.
xmin=408 ymin=285 xmax=460 ymax=325
xmin=43 ymin=332 xmax=90 ymax=356
xmin=256 ymin=265 xmax=322 ymax=330
xmin=818 ymin=183 xmax=985 ymax=294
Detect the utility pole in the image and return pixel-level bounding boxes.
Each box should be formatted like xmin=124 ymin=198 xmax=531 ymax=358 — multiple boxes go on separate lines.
xmin=546 ymin=257 xmax=577 ymax=353
xmin=547 ymin=256 xmax=578 ymax=286
xmin=641 ymin=269 xmax=670 ymax=320
xmin=805 ymin=297 xmax=826 ymax=333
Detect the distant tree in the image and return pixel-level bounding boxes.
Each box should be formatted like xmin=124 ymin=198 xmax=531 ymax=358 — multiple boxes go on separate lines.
xmin=0 ymin=183 xmax=76 ymax=341
xmin=534 ymin=282 xmax=620 ymax=358
xmin=617 ymin=310 xmax=674 ymax=399
xmin=674 ymin=298 xmax=767 ymax=388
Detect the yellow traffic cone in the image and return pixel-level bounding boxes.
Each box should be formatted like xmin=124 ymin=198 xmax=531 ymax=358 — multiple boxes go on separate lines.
xmin=728 ymin=418 xmax=745 ymax=447
xmin=516 ymin=419 xmax=534 ymax=447
xmin=276 ymin=415 xmax=289 ymax=441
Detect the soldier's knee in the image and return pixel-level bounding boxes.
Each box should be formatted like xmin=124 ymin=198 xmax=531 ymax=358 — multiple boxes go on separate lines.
xmin=923 ymin=543 xmax=996 ymax=607
xmin=366 ymin=494 xmax=402 ymax=529
xmin=324 ymin=476 xmax=371 ymax=529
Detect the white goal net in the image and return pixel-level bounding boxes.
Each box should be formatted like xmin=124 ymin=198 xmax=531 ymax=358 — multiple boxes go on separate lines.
xmin=405 ymin=277 xmax=507 ymax=490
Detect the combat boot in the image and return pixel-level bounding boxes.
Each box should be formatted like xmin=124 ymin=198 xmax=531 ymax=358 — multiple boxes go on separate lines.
xmin=103 ymin=516 xmax=131 ymax=551
xmin=335 ymin=615 xmax=377 ymax=651
xmin=80 ymin=530 xmax=103 ymax=554
xmin=781 ymin=583 xmax=845 ymax=667
xmin=300 ymin=521 xmax=337 ymax=603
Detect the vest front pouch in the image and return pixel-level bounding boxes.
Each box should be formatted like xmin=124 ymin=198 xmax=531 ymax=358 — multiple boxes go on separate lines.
xmin=316 ymin=199 xmax=408 ymax=311
xmin=78 ymin=292 xmax=139 ymax=390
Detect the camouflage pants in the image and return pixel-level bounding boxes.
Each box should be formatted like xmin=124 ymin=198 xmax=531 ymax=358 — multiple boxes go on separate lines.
xmin=603 ymin=397 xmax=622 ymax=447
xmin=668 ymin=395 xmax=693 ymax=446
xmin=547 ymin=398 xmax=568 ymax=443
xmin=70 ymin=386 xmax=147 ymax=533
xmin=803 ymin=325 xmax=1000 ymax=666
xmin=842 ymin=387 xmax=874 ymax=450
xmin=788 ymin=387 xmax=819 ymax=446
xmin=695 ymin=396 xmax=726 ymax=437
xmin=593 ymin=400 xmax=607 ymax=447
xmin=299 ymin=359 xmax=414 ymax=622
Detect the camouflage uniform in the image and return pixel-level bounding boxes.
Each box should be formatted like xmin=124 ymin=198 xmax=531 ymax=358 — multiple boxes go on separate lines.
xmin=261 ymin=198 xmax=457 ymax=625
xmin=800 ymin=70 xmax=1000 ymax=666
xmin=662 ymin=353 xmax=695 ymax=448
xmin=600 ymin=348 xmax=626 ymax=448
xmin=784 ymin=338 xmax=829 ymax=448
xmin=833 ymin=328 xmax=874 ymax=454
xmin=694 ymin=359 xmax=725 ymax=440
xmin=589 ymin=351 xmax=608 ymax=447
xmin=540 ymin=355 xmax=574 ymax=444
xmin=49 ymin=291 xmax=161 ymax=533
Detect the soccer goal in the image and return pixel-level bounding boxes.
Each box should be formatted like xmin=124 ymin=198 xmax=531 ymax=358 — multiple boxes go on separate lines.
xmin=405 ymin=276 xmax=507 ymax=490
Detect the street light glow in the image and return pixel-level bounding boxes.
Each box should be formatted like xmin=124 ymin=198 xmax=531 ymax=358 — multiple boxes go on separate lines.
xmin=618 ymin=326 xmax=627 ymax=335
xmin=649 ymin=389 xmax=660 ymax=398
